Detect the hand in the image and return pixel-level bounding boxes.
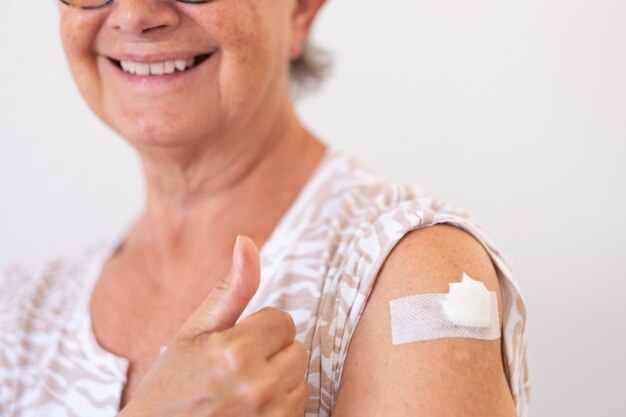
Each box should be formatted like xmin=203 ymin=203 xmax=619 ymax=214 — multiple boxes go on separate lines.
xmin=119 ymin=235 xmax=309 ymax=417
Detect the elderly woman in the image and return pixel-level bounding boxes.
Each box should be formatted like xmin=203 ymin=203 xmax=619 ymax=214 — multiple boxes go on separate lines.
xmin=0 ymin=0 xmax=529 ymax=416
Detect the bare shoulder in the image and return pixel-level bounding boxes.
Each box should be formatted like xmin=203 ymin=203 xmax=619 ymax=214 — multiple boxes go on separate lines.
xmin=369 ymin=224 xmax=502 ymax=305
xmin=332 ymin=224 xmax=517 ymax=417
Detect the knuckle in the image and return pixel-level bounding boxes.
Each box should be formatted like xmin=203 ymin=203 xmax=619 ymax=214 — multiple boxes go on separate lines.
xmin=256 ymin=306 xmax=282 ymax=320
xmin=255 ymin=307 xmax=296 ymax=337
xmin=255 ymin=307 xmax=296 ymax=335
xmin=217 ymin=337 xmax=256 ymax=372
xmin=293 ymin=341 xmax=308 ymax=359
xmin=240 ymin=378 xmax=271 ymax=410
xmin=271 ymin=308 xmax=296 ymax=334
xmin=248 ymin=306 xmax=271 ymax=323
xmin=261 ymin=307 xmax=293 ymax=323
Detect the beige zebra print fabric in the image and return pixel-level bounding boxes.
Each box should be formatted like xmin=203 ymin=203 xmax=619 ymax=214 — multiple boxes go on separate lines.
xmin=0 ymin=144 xmax=530 ymax=416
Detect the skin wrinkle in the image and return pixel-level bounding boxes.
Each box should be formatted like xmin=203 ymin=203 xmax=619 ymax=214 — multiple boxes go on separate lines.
xmin=49 ymin=2 xmax=527 ymax=415
xmin=59 ymin=2 xmax=316 ymax=244
xmin=57 ymin=0 xmax=329 ymax=407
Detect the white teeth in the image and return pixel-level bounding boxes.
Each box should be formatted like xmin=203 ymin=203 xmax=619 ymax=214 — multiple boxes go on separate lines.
xmin=119 ymin=57 xmax=199 ymax=75
xmin=174 ymin=60 xmax=187 ymax=71
xmin=149 ymin=62 xmax=164 ymax=75
xmin=135 ymin=63 xmax=150 ymax=76
xmin=121 ymin=61 xmax=133 ymax=73
xmin=164 ymin=60 xmax=176 ymax=74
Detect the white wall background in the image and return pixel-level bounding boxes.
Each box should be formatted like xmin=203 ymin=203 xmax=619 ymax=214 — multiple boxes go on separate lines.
xmin=1 ymin=1 xmax=625 ymax=416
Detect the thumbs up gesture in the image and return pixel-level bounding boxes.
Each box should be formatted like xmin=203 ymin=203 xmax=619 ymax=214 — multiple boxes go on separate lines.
xmin=119 ymin=235 xmax=309 ymax=417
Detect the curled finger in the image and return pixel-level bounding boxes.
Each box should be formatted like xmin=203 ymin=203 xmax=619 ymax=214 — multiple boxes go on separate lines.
xmin=267 ymin=341 xmax=309 ymax=392
xmin=259 ymin=379 xmax=308 ymax=417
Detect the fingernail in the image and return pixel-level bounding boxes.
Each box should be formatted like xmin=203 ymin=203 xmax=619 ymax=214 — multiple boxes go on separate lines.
xmin=232 ymin=234 xmax=244 ymax=277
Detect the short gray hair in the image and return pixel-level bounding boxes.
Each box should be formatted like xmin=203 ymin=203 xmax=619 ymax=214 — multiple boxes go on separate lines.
xmin=290 ymin=41 xmax=332 ymax=97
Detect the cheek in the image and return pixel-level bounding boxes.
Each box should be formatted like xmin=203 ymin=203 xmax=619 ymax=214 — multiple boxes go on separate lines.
xmin=198 ymin=5 xmax=292 ymax=109
xmin=59 ymin=10 xmax=108 ymax=121
xmin=56 ymin=2 xmax=294 ymax=145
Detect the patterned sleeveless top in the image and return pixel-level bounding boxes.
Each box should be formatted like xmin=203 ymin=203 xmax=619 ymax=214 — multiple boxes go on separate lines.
xmin=0 ymin=144 xmax=530 ymax=417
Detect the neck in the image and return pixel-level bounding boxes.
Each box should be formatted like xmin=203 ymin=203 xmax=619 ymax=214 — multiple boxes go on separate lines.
xmin=120 ymin=104 xmax=326 ymax=282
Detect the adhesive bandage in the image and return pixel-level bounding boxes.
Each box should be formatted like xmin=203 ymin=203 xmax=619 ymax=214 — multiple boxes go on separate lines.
xmin=389 ymin=273 xmax=500 ymax=345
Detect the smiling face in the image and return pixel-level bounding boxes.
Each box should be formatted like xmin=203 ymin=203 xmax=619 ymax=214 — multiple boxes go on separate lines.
xmin=59 ymin=0 xmax=312 ymax=149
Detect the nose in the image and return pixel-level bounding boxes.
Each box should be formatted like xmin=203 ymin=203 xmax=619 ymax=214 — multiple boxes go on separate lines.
xmin=107 ymin=0 xmax=181 ymax=38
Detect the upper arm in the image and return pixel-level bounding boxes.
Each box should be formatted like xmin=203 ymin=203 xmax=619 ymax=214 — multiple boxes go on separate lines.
xmin=332 ymin=224 xmax=517 ymax=417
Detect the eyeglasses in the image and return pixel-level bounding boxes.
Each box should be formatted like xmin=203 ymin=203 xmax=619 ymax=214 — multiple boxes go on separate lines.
xmin=59 ymin=0 xmax=213 ymax=11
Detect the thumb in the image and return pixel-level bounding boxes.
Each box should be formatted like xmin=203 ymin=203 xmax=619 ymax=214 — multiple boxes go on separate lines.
xmin=177 ymin=235 xmax=260 ymax=339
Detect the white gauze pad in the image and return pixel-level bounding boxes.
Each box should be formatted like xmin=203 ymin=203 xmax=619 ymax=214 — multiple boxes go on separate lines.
xmin=389 ymin=273 xmax=500 ymax=345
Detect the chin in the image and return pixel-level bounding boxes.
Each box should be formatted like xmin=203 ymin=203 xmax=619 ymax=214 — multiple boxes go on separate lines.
xmin=106 ymin=104 xmax=216 ymax=150
xmin=123 ymin=125 xmax=208 ymax=151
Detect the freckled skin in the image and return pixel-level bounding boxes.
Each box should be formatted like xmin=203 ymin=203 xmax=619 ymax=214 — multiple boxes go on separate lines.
xmin=332 ymin=225 xmax=518 ymax=417
xmin=453 ymin=347 xmax=472 ymax=363
xmin=56 ymin=4 xmax=518 ymax=415
xmin=56 ymin=0 xmax=328 ymax=409
xmin=58 ymin=1 xmax=303 ymax=150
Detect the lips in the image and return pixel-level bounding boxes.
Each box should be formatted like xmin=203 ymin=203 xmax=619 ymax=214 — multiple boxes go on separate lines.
xmin=107 ymin=53 xmax=213 ymax=76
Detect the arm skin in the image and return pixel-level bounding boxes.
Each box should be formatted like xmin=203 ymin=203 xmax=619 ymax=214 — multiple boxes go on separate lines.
xmin=332 ymin=224 xmax=517 ymax=417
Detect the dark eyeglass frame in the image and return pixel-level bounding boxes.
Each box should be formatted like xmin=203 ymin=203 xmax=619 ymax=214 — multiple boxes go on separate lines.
xmin=58 ymin=0 xmax=213 ymax=11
